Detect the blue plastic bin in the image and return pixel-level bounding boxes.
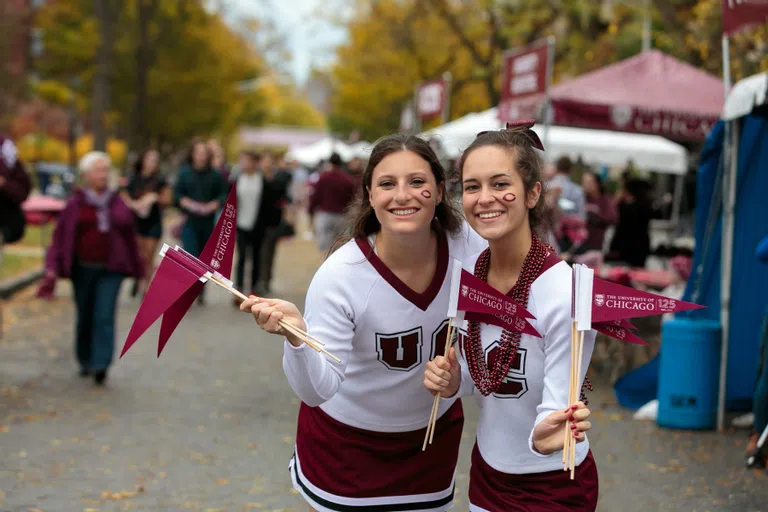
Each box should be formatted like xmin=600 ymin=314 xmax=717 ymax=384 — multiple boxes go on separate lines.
xmin=657 ymin=318 xmax=721 ymax=430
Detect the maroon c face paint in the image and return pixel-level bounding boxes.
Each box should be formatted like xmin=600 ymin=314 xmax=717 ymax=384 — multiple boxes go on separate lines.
xmin=420 ymin=190 xmax=432 ymax=199
xmin=502 ymin=193 xmax=516 ymax=203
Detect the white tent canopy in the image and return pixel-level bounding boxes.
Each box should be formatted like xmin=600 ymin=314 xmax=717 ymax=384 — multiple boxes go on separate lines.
xmin=722 ymin=72 xmax=767 ymax=121
xmin=422 ymin=108 xmax=689 ymax=175
xmin=285 ymin=138 xmax=375 ymax=167
xmin=285 ymin=137 xmax=356 ymax=167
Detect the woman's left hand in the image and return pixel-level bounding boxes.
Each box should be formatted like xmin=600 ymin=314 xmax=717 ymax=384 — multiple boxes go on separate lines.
xmin=532 ymin=402 xmax=591 ymax=455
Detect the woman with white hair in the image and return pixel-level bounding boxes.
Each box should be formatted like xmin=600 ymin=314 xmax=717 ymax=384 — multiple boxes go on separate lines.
xmin=43 ymin=151 xmax=143 ymax=385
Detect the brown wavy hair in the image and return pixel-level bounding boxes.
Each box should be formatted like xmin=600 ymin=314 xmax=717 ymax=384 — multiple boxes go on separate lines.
xmin=457 ymin=128 xmax=555 ymax=240
xmin=329 ymin=133 xmax=463 ymax=255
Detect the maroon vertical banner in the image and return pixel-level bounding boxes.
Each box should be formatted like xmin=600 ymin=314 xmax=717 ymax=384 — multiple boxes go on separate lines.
xmin=723 ymin=0 xmax=768 ymax=36
xmin=416 ymin=79 xmax=447 ymax=120
xmin=498 ymin=39 xmax=552 ymax=124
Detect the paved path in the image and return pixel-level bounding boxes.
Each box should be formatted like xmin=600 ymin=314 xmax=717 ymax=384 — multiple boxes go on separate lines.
xmin=0 ymin=237 xmax=765 ymax=511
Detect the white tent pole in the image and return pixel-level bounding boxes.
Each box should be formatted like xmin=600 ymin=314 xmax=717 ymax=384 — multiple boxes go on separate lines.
xmin=642 ymin=0 xmax=652 ymax=52
xmin=543 ymin=36 xmax=556 ymax=156
xmin=717 ymin=34 xmax=733 ymax=433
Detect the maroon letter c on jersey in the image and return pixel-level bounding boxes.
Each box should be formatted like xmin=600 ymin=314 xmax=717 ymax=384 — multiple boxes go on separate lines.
xmin=430 ymin=319 xmax=466 ymax=360
xmin=375 ymin=327 xmax=423 ymax=371
xmin=484 ymin=341 xmax=528 ymax=399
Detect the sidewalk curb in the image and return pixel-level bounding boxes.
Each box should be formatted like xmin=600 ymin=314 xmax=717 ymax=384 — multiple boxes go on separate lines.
xmin=0 ymin=268 xmax=44 ymax=299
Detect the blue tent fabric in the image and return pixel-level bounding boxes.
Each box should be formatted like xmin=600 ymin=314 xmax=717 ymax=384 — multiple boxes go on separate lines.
xmin=614 ymin=114 xmax=768 ymax=411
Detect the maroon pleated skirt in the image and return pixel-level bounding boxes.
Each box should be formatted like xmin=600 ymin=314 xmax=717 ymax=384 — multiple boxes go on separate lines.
xmin=290 ymin=400 xmax=464 ymax=511
xmin=468 ymin=443 xmax=599 ymax=512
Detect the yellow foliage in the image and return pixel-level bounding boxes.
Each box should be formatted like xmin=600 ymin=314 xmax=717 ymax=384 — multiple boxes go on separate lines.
xmin=75 ymin=135 xmax=127 ymax=166
xmin=16 ymin=135 xmax=70 ymax=164
xmin=15 ymin=134 xmax=127 ymax=166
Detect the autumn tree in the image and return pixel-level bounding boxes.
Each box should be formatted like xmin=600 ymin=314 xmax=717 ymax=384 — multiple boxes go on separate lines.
xmin=329 ymin=0 xmax=766 ymax=140
xmin=0 ymin=0 xmax=31 ymax=127
xmin=30 ymin=0 xmax=325 ymax=155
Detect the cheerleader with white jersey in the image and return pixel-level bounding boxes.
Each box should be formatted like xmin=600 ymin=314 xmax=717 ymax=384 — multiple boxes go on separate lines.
xmin=424 ymin=123 xmax=599 ymax=511
xmin=241 ymin=134 xmax=486 ymax=512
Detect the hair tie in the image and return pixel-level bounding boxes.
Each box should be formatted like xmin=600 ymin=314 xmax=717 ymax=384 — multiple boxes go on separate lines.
xmin=476 ymin=119 xmax=545 ymax=152
xmin=504 ymin=120 xmax=545 ymax=152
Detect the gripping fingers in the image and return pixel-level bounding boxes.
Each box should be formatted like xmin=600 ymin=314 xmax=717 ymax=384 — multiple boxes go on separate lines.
xmin=424 ymin=369 xmax=450 ymax=390
xmin=239 ymin=297 xmax=257 ymax=312
xmin=263 ymin=311 xmax=284 ymax=333
xmin=571 ymin=407 xmax=591 ymax=423
xmin=573 ymin=420 xmax=591 ymax=433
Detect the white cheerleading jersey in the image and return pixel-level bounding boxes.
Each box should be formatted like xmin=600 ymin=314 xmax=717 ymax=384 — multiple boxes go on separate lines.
xmin=283 ymin=222 xmax=487 ymax=432
xmin=453 ymin=251 xmax=597 ymax=475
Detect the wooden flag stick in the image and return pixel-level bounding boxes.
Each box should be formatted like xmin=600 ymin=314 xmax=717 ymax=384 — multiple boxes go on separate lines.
xmin=429 ymin=323 xmax=455 ymax=445
xmin=279 ymin=321 xmax=342 ymax=363
xmin=423 ymin=322 xmax=455 ymax=450
xmin=569 ymin=330 xmax=585 ymax=480
xmin=208 ymin=276 xmax=340 ymax=362
xmin=564 ymin=321 xmax=576 ymax=469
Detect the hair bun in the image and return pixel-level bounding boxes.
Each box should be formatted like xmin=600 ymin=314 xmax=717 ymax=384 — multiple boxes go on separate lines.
xmin=505 ymin=120 xmax=536 ymax=131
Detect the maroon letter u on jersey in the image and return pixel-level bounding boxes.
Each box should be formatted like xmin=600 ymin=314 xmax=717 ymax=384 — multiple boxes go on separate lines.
xmin=376 ymin=328 xmax=423 ymax=371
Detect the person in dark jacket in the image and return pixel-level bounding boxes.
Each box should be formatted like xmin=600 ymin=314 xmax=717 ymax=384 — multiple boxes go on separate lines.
xmin=174 ymin=139 xmax=226 ymax=304
xmin=582 ymin=171 xmax=617 ymax=253
xmin=43 ymin=151 xmax=143 ymax=385
xmin=607 ymin=178 xmax=655 ymax=267
xmin=257 ymin=153 xmax=291 ymax=294
xmin=308 ymin=152 xmax=356 ymax=252
xmin=0 ymin=135 xmax=32 ymax=247
xmin=122 ymin=149 xmax=171 ymax=297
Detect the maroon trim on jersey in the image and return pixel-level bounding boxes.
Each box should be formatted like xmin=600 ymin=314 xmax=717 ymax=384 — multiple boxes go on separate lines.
xmin=355 ymin=228 xmax=449 ymax=311
xmin=294 ymin=401 xmax=463 ymax=500
xmin=468 ymin=444 xmax=599 ymax=511
xmin=499 ymin=250 xmax=562 ymax=297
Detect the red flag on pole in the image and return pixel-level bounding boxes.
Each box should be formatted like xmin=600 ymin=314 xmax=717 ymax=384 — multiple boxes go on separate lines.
xmin=723 ymin=0 xmax=768 ymax=36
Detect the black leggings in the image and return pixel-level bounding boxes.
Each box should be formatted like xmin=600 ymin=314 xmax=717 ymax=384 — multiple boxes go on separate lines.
xmin=235 ymin=227 xmax=265 ymax=292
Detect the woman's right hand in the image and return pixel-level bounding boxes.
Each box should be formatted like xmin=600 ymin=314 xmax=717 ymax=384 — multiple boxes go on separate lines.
xmin=239 ymin=296 xmax=307 ymax=347
xmin=424 ymin=346 xmax=462 ymax=398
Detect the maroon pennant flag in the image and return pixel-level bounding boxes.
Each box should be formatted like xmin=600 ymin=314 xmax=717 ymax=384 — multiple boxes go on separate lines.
xmin=723 ymin=0 xmax=768 ymax=36
xmin=593 ymin=321 xmax=647 ymax=345
xmin=121 ymin=184 xmax=239 ymax=358
xmin=591 ymin=276 xmax=704 ymax=324
xmin=120 ymin=256 xmax=204 ymax=357
xmin=457 ymin=268 xmax=535 ymax=319
xmin=464 ymin=311 xmax=542 ymax=338
xmin=157 ymin=184 xmax=238 ymax=354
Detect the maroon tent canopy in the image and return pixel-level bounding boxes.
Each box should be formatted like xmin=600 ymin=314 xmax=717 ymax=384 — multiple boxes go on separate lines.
xmin=546 ymin=50 xmax=724 ymax=142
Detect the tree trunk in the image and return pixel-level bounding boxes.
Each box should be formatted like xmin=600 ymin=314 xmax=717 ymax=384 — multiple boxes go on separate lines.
xmin=92 ymin=0 xmax=119 ymax=152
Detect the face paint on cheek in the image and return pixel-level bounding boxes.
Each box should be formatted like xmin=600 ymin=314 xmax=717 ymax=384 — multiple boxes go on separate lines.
xmin=420 ymin=190 xmax=432 ymax=199
xmin=502 ymin=193 xmax=516 ymax=203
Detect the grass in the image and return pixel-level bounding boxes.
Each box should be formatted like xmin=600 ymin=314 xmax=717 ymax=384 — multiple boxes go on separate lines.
xmin=16 ymin=224 xmax=54 ymax=249
xmin=0 ymin=253 xmax=43 ymax=281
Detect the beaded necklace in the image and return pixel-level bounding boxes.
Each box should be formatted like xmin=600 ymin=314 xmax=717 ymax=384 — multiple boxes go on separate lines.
xmin=463 ymin=233 xmax=592 ymax=403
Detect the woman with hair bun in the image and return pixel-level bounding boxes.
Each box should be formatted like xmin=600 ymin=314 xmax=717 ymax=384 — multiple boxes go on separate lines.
xmin=424 ymin=122 xmax=599 ymax=511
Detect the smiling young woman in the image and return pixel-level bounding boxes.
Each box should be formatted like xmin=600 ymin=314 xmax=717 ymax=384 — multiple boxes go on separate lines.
xmin=424 ymin=124 xmax=599 ymax=511
xmin=241 ymin=134 xmax=486 ymax=512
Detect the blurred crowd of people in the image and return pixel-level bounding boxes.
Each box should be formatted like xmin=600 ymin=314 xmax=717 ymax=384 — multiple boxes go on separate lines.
xmin=24 ymin=137 xmax=364 ymax=386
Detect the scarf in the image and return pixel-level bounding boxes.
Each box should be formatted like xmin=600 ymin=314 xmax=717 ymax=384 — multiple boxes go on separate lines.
xmin=83 ymin=188 xmax=113 ymax=233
